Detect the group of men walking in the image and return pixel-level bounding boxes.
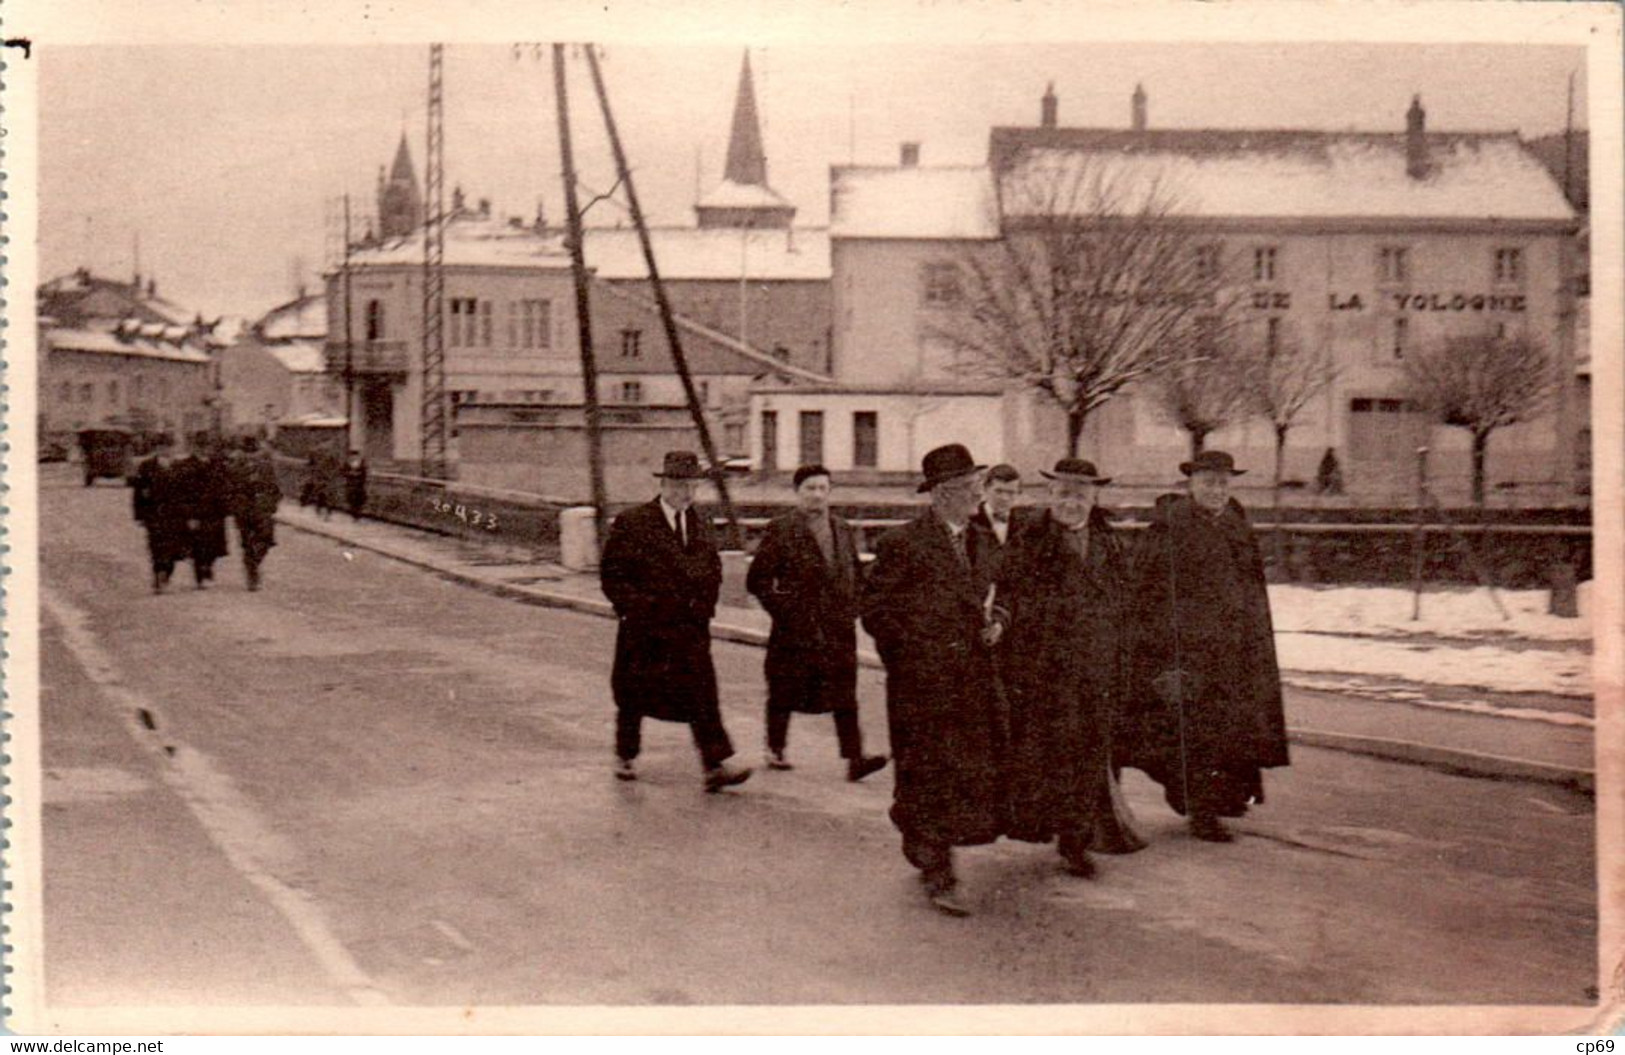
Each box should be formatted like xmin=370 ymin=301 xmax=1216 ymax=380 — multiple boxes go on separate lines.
xmin=601 ymin=443 xmax=1289 ymax=917
xmin=131 ymin=434 xmax=285 ymax=593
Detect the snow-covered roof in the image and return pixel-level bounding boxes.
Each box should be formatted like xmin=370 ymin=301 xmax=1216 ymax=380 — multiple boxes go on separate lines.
xmin=997 ymin=132 xmax=1576 ymax=225
xmin=696 ymin=178 xmax=794 ymax=211
xmin=45 ymin=325 xmax=212 ymax=364
xmin=259 ymin=295 xmax=327 ymax=341
xmin=347 ymin=215 xmax=573 ymax=270
xmin=830 ymin=166 xmax=1001 ymax=240
xmin=583 ymin=227 xmax=830 ymax=281
xmin=279 ymin=413 xmax=348 ymax=428
xmin=267 ymin=339 xmax=327 ymax=374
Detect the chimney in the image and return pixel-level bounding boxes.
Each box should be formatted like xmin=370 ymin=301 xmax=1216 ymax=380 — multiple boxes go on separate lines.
xmin=1041 ymin=82 xmax=1058 ymax=129
xmin=899 ymin=142 xmax=921 ymax=167
xmin=1406 ymin=95 xmax=1428 ymax=180
xmin=1132 ymin=83 xmax=1148 ymax=131
xmin=147 ymin=277 xmax=156 ymax=299
xmin=452 ymin=185 xmax=466 ymax=213
xmin=478 ymin=197 xmax=491 ymax=218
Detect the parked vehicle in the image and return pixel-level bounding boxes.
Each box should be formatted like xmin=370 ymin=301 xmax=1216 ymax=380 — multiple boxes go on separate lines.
xmin=77 ymin=427 xmax=137 ymax=486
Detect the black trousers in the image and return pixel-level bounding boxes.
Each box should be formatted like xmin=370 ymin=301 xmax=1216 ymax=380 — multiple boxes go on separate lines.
xmin=616 ymin=707 xmax=734 ymax=770
xmin=767 ymin=707 xmax=863 ymax=759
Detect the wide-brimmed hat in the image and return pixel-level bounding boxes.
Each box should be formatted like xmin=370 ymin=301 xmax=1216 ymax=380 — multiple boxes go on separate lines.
xmin=654 ymin=450 xmax=709 ymax=480
xmin=1040 ymin=458 xmax=1112 ymax=485
xmin=1179 ymin=449 xmax=1247 ymax=477
xmin=917 ymin=443 xmax=986 ymax=493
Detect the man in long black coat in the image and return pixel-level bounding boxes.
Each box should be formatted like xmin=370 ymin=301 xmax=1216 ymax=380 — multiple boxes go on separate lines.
xmin=1121 ymin=449 xmax=1290 ymax=843
xmin=599 ymin=450 xmax=751 ymax=793
xmin=229 ymin=436 xmax=282 ymax=591
xmin=131 ymin=434 xmax=191 ymax=594
xmin=971 ymin=463 xmax=1023 ymax=580
xmin=746 ymin=464 xmax=888 ymax=782
xmin=181 ymin=438 xmax=231 ymax=589
xmin=861 ymin=443 xmax=1003 ymax=917
xmin=990 ymin=458 xmax=1147 ymax=878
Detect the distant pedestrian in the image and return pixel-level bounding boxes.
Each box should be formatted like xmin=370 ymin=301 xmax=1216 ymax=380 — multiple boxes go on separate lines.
xmin=342 ymin=450 xmax=369 ymax=521
xmin=303 ymin=450 xmax=339 ymax=519
xmin=1316 ymin=447 xmax=1345 ymax=496
xmin=181 ymin=437 xmax=231 ymax=589
xmin=989 ymin=458 xmax=1146 ymax=880
xmin=599 ymin=450 xmax=752 ymax=793
xmin=861 ymin=443 xmax=1003 ymax=917
xmin=1120 ymin=450 xmax=1290 ymax=843
xmin=131 ymin=433 xmax=191 ymax=594
xmin=229 ymin=436 xmax=282 ymax=591
xmin=746 ymin=464 xmax=888 ymax=782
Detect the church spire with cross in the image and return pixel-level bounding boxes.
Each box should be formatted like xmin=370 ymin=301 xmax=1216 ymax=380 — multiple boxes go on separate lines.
xmin=695 ymin=50 xmax=796 ymax=230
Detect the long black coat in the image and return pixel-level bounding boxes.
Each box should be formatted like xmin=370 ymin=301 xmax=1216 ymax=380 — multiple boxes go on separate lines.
xmin=600 ymin=499 xmax=723 ymax=724
xmin=994 ymin=508 xmax=1143 ymax=852
xmin=745 ymin=510 xmax=861 ymax=714
xmin=131 ymin=455 xmax=193 ymax=565
xmin=861 ymin=510 xmax=1004 ymax=849
xmin=229 ymin=451 xmax=281 ymax=562
xmin=181 ymin=454 xmax=230 ymax=562
xmin=1120 ymin=493 xmax=1290 ymax=809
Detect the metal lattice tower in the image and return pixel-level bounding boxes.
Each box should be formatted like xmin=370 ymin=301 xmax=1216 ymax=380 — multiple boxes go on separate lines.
xmin=420 ymin=43 xmax=449 ymax=478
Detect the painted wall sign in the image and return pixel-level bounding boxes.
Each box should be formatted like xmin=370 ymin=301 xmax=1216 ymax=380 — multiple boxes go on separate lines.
xmin=1326 ymin=292 xmax=1527 ymax=313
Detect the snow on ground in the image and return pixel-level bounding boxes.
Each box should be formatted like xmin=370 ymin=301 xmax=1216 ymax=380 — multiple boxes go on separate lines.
xmin=1275 ymin=632 xmax=1590 ymax=702
xmin=1268 ymin=585 xmax=1591 ymax=643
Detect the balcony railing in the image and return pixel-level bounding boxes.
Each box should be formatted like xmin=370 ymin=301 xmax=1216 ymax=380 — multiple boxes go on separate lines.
xmin=325 ymin=340 xmax=410 ymax=376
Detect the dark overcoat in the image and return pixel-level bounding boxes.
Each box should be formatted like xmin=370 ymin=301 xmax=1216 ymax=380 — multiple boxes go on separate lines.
xmin=861 ymin=510 xmax=1004 ymax=849
xmin=343 ymin=459 xmax=369 ymax=514
xmin=745 ymin=510 xmax=862 ymax=715
xmin=230 ymin=452 xmax=282 ymax=562
xmin=182 ymin=455 xmax=231 ymax=562
xmin=993 ymin=508 xmax=1143 ymax=852
xmin=131 ymin=455 xmax=193 ymax=565
xmin=1120 ymin=493 xmax=1290 ymax=812
xmin=600 ymin=498 xmax=724 ymax=724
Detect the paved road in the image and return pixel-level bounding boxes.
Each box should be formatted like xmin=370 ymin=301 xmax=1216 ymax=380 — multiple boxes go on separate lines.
xmin=35 ymin=469 xmax=1597 ymax=1008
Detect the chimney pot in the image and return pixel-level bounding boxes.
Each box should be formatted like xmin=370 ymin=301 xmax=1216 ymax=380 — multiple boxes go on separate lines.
xmin=1406 ymin=94 xmax=1428 ymax=179
xmin=478 ymin=197 xmax=491 ymax=217
xmin=1132 ymin=83 xmax=1148 ymax=132
xmin=1041 ymin=83 xmax=1058 ymax=129
xmin=900 ymin=142 xmax=920 ymax=167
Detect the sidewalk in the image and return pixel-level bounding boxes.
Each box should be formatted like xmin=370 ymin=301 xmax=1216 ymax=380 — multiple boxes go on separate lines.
xmin=276 ymin=505 xmax=1595 ymax=793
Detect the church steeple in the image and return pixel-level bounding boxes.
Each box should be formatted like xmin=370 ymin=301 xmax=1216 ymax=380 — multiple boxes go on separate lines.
xmin=377 ymin=132 xmax=423 ymax=240
xmin=696 ymin=50 xmax=795 ymax=230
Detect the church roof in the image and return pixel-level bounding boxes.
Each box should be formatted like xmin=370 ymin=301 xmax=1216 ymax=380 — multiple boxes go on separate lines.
xmin=723 ymin=53 xmax=768 ymax=187
xmin=695 ymin=178 xmax=794 ymax=212
xmin=389 ymin=133 xmax=417 ymax=184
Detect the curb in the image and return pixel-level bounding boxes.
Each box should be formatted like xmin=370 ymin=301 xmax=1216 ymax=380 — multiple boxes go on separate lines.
xmin=280 ymin=514 xmax=1594 ymax=793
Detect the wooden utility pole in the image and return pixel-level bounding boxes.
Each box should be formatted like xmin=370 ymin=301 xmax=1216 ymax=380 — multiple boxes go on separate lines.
xmin=583 ymin=44 xmax=744 ymax=549
xmin=554 ymin=44 xmax=609 ymax=547
xmin=342 ymin=193 xmax=356 ymax=452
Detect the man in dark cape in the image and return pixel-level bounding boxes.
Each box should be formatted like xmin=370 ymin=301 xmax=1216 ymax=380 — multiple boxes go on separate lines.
xmin=990 ymin=458 xmax=1147 ymax=879
xmin=599 ymin=450 xmax=751 ymax=793
xmin=745 ymin=463 xmax=887 ymax=781
xmin=861 ymin=444 xmax=1003 ymax=916
xmin=131 ymin=434 xmax=191 ymax=594
xmin=1120 ymin=449 xmax=1290 ymax=843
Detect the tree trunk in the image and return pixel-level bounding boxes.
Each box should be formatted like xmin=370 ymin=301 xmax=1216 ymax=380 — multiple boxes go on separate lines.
xmin=1188 ymin=428 xmax=1208 ymax=461
xmin=1066 ymin=407 xmax=1086 ymax=458
xmin=1272 ymin=423 xmax=1289 ymax=575
xmin=1471 ymin=429 xmax=1489 ymax=508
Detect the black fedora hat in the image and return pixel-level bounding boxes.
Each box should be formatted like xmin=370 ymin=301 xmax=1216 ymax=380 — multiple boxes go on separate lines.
xmin=1179 ymin=449 xmax=1247 ymax=477
xmin=917 ymin=443 xmax=986 ymax=493
xmin=1040 ymin=457 xmax=1112 ymax=485
xmin=654 ymin=450 xmax=709 ymax=480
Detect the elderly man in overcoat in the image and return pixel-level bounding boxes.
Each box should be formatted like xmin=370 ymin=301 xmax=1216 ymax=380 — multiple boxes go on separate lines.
xmin=746 ymin=464 xmax=888 ymax=782
xmin=989 ymin=458 xmax=1146 ymax=879
xmin=229 ymin=436 xmax=282 ymax=591
xmin=861 ymin=443 xmax=1004 ymax=916
xmin=131 ymin=433 xmax=192 ymax=594
xmin=181 ymin=436 xmax=231 ymax=589
xmin=1121 ymin=449 xmax=1290 ymax=843
xmin=600 ymin=450 xmax=752 ymax=793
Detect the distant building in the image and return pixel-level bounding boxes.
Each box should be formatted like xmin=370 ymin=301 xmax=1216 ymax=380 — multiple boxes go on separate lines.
xmin=217 ymin=288 xmax=345 ymax=434
xmin=783 ymin=88 xmax=1581 ymax=501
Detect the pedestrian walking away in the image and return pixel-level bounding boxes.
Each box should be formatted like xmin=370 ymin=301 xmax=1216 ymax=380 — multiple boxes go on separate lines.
xmin=861 ymin=443 xmax=1005 ymax=917
xmin=229 ymin=435 xmax=282 ymax=591
xmin=988 ymin=458 xmax=1147 ymax=882
xmin=745 ymin=464 xmax=887 ymax=782
xmin=343 ymin=449 xmax=369 ymax=521
xmin=1119 ymin=449 xmax=1291 ymax=844
xmin=130 ymin=433 xmax=191 ymax=594
xmin=180 ymin=435 xmax=231 ymax=589
xmin=599 ymin=450 xmax=752 ymax=793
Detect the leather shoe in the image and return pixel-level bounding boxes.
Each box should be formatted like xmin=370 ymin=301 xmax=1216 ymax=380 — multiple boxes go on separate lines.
xmin=703 ymin=762 xmax=752 ymax=793
xmin=1061 ymin=849 xmax=1097 ymax=879
xmin=765 ymin=751 xmax=794 ymax=771
xmin=927 ymin=886 xmax=972 ymax=917
xmin=1189 ymin=815 xmax=1235 ymax=843
xmin=847 ymin=756 xmax=888 ymax=783
xmin=615 ymin=759 xmax=637 ymax=782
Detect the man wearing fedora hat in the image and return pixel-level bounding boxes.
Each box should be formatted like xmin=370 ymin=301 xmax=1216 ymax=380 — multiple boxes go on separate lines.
xmin=600 ymin=450 xmax=752 ymax=793
xmin=1120 ymin=449 xmax=1289 ymax=843
xmin=861 ymin=443 xmax=1005 ymax=916
xmin=988 ymin=458 xmax=1147 ymax=877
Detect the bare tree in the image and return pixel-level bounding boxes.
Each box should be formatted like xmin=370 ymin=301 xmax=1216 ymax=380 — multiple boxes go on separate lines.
xmin=1403 ymin=331 xmax=1555 ymax=506
xmin=936 ymin=153 xmax=1239 ymax=457
xmin=1153 ymin=320 xmax=1256 ymax=461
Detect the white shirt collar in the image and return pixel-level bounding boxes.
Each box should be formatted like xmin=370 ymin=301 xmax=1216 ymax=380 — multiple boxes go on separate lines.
xmin=659 ymin=496 xmax=686 ymax=532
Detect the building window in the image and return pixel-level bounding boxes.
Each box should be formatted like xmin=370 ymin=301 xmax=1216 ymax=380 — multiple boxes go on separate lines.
xmin=698 ymin=381 xmax=712 ymax=406
xmin=724 ymin=422 xmax=746 ymax=452
xmin=1253 ymin=246 xmax=1278 ymax=283
xmin=1378 ymin=246 xmax=1410 ymax=284
xmin=480 ymin=301 xmax=493 ymax=347
xmin=620 ymin=329 xmax=642 ymax=359
xmin=619 ymin=381 xmax=643 ymax=404
xmin=448 ymin=298 xmax=473 ymax=347
xmin=514 ymin=299 xmax=550 ymax=350
xmin=799 ymin=410 xmax=825 ymax=466
xmin=1494 ymin=247 xmax=1523 ymax=285
xmin=760 ymin=409 xmax=779 ymax=471
xmin=921 ymin=262 xmax=962 ymax=306
xmin=1391 ymin=316 xmax=1408 ymax=361
xmin=365 ymin=299 xmax=385 ymax=341
xmin=853 ymin=411 xmax=879 ymax=469
xmin=1194 ymin=243 xmax=1223 ymax=280
xmin=108 ymin=380 xmax=121 ymax=406
xmin=1265 ymin=317 xmax=1282 ymax=357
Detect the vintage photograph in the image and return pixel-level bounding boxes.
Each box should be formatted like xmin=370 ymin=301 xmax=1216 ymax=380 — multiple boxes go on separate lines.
xmin=5 ymin=0 xmax=1621 ymax=1035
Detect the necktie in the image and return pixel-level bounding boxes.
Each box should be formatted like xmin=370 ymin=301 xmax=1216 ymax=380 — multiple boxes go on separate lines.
xmin=676 ymin=510 xmax=687 ymax=549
